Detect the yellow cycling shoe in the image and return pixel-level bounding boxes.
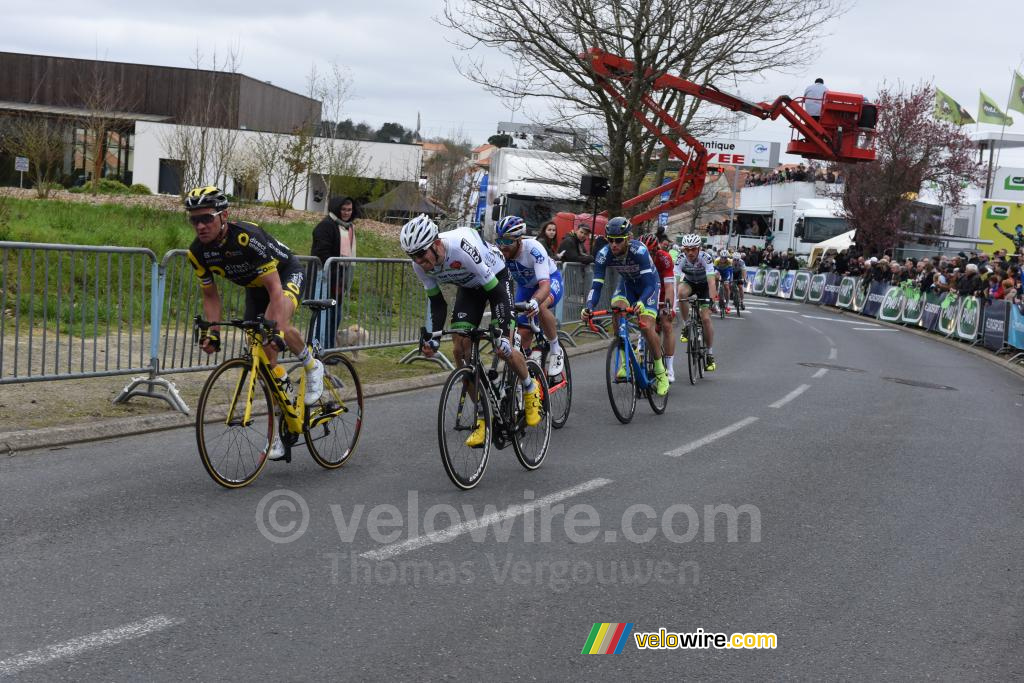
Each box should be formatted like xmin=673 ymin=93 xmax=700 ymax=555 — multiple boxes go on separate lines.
xmin=705 ymin=355 xmax=717 ymax=372
xmin=654 ymin=371 xmax=670 ymax=396
xmin=615 ymin=353 xmax=627 ymax=380
xmin=524 ymin=385 xmax=543 ymax=427
xmin=678 ymin=332 xmax=688 ymax=344
xmin=464 ymin=418 xmax=487 ymax=447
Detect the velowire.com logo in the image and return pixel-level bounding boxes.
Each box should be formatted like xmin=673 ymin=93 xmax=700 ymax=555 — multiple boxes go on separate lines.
xmin=582 ymin=623 xmax=634 ymax=654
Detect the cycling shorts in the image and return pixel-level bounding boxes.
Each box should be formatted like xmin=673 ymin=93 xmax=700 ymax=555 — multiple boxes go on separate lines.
xmin=716 ymin=267 xmax=733 ymax=280
xmin=452 ymin=267 xmax=514 ymax=332
xmin=514 ymin=270 xmax=563 ymax=326
xmin=243 ymin=257 xmax=304 ymax=320
xmin=680 ymin=279 xmax=712 ymax=309
xmin=611 ymin=279 xmax=659 ymax=317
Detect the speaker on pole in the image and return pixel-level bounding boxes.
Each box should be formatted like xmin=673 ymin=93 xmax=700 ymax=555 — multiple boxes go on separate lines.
xmin=580 ymin=174 xmax=609 ymax=197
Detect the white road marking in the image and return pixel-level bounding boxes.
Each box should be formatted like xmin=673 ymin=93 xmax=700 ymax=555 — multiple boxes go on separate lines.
xmin=824 ymin=335 xmax=836 ymax=346
xmin=665 ymin=417 xmax=759 ymax=457
xmin=854 ymin=327 xmax=896 ymax=331
xmin=812 ymin=368 xmax=829 ymax=379
xmin=828 ymin=347 xmax=838 ymax=360
xmin=801 ymin=314 xmax=879 ymax=327
xmin=751 ymin=307 xmax=800 ymax=314
xmin=804 ymin=324 xmax=826 ymax=335
xmin=360 ymin=478 xmax=613 ymax=561
xmin=743 ymin=300 xmax=768 ymax=306
xmin=769 ymin=384 xmax=811 ymax=409
xmin=0 ymin=616 xmax=183 ymax=676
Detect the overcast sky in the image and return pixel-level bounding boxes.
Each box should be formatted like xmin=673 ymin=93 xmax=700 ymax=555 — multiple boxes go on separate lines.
xmin=3 ymin=0 xmax=1023 ymax=164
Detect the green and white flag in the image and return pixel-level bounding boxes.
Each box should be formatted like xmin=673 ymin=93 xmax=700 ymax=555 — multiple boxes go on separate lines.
xmin=934 ymin=88 xmax=975 ymax=125
xmin=1008 ymin=71 xmax=1024 ymax=115
xmin=978 ymin=90 xmax=1014 ymax=125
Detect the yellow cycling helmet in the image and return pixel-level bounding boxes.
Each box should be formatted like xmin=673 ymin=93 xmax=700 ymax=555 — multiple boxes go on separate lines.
xmin=184 ymin=186 xmax=228 ymax=211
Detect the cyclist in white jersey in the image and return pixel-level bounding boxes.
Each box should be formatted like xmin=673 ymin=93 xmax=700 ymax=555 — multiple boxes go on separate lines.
xmin=674 ymin=232 xmax=720 ymax=371
xmin=401 ymin=215 xmax=542 ymax=446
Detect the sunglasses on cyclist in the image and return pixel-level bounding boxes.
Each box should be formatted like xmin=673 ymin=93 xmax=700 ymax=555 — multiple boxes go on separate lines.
xmin=409 ymin=246 xmax=432 ymax=260
xmin=496 ymin=237 xmax=519 ymax=247
xmin=189 ymin=211 xmax=223 ymax=226
xmin=606 ymin=235 xmax=630 ymax=244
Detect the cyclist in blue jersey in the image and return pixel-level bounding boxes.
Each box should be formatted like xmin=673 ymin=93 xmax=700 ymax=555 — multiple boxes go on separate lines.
xmin=494 ymin=215 xmax=566 ymax=376
xmin=713 ymin=248 xmax=734 ymax=314
xmin=581 ymin=216 xmax=669 ymax=396
xmin=675 ymin=232 xmax=719 ymax=371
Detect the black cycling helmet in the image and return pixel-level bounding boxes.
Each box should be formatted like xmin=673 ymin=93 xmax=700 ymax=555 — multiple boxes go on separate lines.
xmin=184 ymin=186 xmax=229 ymax=211
xmin=606 ymin=216 xmax=631 ymax=237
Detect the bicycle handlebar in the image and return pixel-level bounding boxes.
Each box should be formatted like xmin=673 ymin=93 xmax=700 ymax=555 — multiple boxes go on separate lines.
xmin=512 ymin=302 xmax=542 ymax=334
xmin=585 ymin=306 xmax=647 ymax=333
xmin=193 ymin=315 xmax=283 ymax=348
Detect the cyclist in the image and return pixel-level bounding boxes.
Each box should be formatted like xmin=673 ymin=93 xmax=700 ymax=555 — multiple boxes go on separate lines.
xmin=731 ymin=250 xmax=747 ymax=310
xmin=713 ymin=248 xmax=734 ymax=314
xmin=640 ymin=233 xmax=678 ymax=383
xmin=675 ymin=233 xmax=719 ymax=371
xmin=185 ymin=186 xmax=323 ymax=461
xmin=581 ymin=217 xmax=669 ymax=396
xmin=401 ymin=214 xmax=542 ymax=447
xmin=494 ymin=215 xmax=565 ymax=376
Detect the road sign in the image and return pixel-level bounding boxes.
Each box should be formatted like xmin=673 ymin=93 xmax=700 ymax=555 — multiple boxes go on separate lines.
xmin=14 ymin=156 xmax=29 ymax=172
xmin=658 ymin=212 xmax=669 ymax=227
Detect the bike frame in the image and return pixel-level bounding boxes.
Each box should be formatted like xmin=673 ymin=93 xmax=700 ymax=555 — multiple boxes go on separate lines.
xmin=592 ymin=308 xmax=653 ymax=390
xmin=229 ymin=330 xmax=308 ymax=435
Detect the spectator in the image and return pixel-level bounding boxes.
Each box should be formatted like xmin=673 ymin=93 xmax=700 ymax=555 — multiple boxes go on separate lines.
xmin=987 ymin=273 xmax=1004 ymax=301
xmin=558 ymin=223 xmax=594 ymax=265
xmin=538 ymin=221 xmax=563 ymax=262
xmin=804 ymin=78 xmax=827 ymax=119
xmin=957 ymin=263 xmax=984 ymax=297
xmin=311 ymin=195 xmax=358 ymax=348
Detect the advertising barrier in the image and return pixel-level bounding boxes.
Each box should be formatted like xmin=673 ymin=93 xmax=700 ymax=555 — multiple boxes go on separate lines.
xmin=807 ymin=274 xmax=826 ymax=303
xmin=982 ymin=301 xmax=1008 ymax=352
xmin=752 ymin=269 xmax=766 ymax=295
xmin=877 ymin=285 xmax=905 ymax=322
xmin=852 ymin=279 xmax=868 ymax=313
xmin=764 ymin=269 xmax=781 ymax=296
xmin=920 ymin=291 xmax=943 ymax=332
xmin=1007 ymin=302 xmax=1024 ymax=350
xmin=901 ymin=287 xmax=924 ymax=325
xmin=820 ymin=273 xmax=842 ymax=307
xmin=792 ymin=271 xmax=811 ymax=301
xmin=955 ymin=296 xmax=981 ymax=342
xmin=836 ymin=276 xmax=856 ymax=309
xmin=778 ymin=270 xmax=796 ymax=299
xmin=861 ymin=281 xmax=889 ymax=318
xmin=936 ymin=293 xmax=959 ymax=337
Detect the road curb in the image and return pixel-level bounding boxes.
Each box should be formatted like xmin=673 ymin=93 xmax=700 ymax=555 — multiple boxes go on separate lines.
xmin=1 ymin=336 xmax=610 ymax=455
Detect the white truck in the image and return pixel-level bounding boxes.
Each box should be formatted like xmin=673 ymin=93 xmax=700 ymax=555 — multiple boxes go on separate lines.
xmin=484 ymin=148 xmax=587 ymax=238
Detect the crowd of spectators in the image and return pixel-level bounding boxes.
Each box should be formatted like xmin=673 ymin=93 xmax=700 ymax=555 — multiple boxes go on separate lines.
xmin=812 ymin=248 xmax=1023 ymax=304
xmin=745 ymin=163 xmax=843 ymax=187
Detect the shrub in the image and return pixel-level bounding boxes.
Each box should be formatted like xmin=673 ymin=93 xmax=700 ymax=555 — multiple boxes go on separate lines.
xmin=128 ymin=183 xmax=152 ymax=195
xmin=95 ymin=178 xmax=130 ymax=194
xmin=262 ymin=199 xmax=292 ymax=211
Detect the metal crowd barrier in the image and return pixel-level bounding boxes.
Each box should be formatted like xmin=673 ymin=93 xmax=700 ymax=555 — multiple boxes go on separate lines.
xmin=0 ymin=241 xmax=157 ymax=384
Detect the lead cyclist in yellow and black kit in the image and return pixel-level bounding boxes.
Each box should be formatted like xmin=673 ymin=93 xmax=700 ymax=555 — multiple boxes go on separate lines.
xmin=185 ymin=186 xmax=324 ymax=461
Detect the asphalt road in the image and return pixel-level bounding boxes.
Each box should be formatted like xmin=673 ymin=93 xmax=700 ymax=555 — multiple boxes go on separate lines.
xmin=1 ymin=297 xmax=1022 ymax=680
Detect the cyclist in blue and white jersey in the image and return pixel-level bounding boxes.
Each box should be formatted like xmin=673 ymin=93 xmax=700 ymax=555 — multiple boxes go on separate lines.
xmin=675 ymin=232 xmax=719 ymax=371
xmin=494 ymin=215 xmax=565 ymax=376
xmin=581 ymin=216 xmax=669 ymax=396
xmin=713 ymin=248 xmax=734 ymax=314
xmin=400 ymin=214 xmax=542 ymax=446
xmin=731 ymin=251 xmax=747 ymax=311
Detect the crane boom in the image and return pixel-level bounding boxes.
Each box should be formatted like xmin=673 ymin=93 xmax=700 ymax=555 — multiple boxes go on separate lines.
xmin=584 ymin=48 xmax=878 ymax=225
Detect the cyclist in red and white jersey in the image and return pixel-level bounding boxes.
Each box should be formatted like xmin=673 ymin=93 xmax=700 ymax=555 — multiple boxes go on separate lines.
xmin=640 ymin=233 xmax=678 ymax=382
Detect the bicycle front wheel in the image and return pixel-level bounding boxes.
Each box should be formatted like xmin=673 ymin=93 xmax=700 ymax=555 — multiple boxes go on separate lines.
xmin=686 ymin=321 xmax=699 ymax=386
xmin=305 ymin=352 xmax=364 ymax=469
xmin=438 ymin=366 xmax=491 ymax=490
xmin=697 ymin=326 xmax=706 ymax=379
xmin=732 ymin=285 xmax=742 ymax=317
xmin=513 ymin=360 xmax=551 ymax=470
xmin=547 ymin=348 xmax=572 ymax=429
xmin=605 ymin=339 xmax=636 ymax=424
xmin=195 ymin=358 xmax=273 ymax=488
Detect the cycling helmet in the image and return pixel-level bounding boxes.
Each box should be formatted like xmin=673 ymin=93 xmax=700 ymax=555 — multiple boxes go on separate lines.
xmin=496 ymin=215 xmax=527 ymax=239
xmin=719 ymin=249 xmax=731 ymax=259
xmin=680 ymin=232 xmax=702 ymax=247
xmin=606 ymin=216 xmax=632 ymax=237
xmin=400 ymin=214 xmax=439 ymax=254
xmin=639 ymin=233 xmax=659 ymax=251
xmin=184 ymin=186 xmax=228 ymax=211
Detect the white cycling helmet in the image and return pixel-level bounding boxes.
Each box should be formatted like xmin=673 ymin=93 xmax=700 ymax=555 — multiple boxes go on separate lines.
xmin=680 ymin=233 xmax=702 ymax=248
xmin=400 ymin=214 xmax=439 ymax=254
xmin=719 ymin=249 xmax=731 ymax=258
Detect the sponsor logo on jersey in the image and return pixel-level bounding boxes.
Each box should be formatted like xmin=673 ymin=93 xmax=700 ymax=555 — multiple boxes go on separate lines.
xmin=450 ymin=261 xmax=462 ymax=269
xmin=460 ymin=239 xmax=482 ymax=264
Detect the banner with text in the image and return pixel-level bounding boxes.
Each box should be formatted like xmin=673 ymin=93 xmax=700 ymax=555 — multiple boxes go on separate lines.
xmin=765 ymin=269 xmax=782 ymax=296
xmin=778 ymin=270 xmax=796 ymax=299
xmin=792 ymin=271 xmax=811 ymax=301
xmin=982 ymin=301 xmax=1008 ymax=352
xmin=861 ymin=281 xmax=889 ymax=317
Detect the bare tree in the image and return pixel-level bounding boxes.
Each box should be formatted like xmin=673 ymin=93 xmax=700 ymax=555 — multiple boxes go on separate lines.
xmin=76 ymin=58 xmax=135 ymax=191
xmin=440 ymin=0 xmax=844 ymax=217
xmin=307 ymin=62 xmax=369 ymax=204
xmin=423 ymin=135 xmax=474 ymax=218
xmin=251 ymin=128 xmax=317 ymax=216
xmin=0 ymin=114 xmax=67 ymax=198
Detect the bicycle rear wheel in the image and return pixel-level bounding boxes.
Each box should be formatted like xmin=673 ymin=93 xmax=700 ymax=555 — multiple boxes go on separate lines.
xmin=195 ymin=358 xmax=273 ymax=488
xmin=546 ymin=347 xmax=572 ymax=429
xmin=644 ymin=345 xmax=669 ymax=415
xmin=438 ymin=366 xmax=491 ymax=490
xmin=732 ymin=284 xmax=742 ymax=317
xmin=719 ymin=283 xmax=726 ymax=319
xmin=697 ymin=326 xmax=706 ymax=378
xmin=512 ymin=360 xmax=551 ymax=470
xmin=605 ymin=338 xmax=636 ymax=424
xmin=305 ymin=352 xmax=363 ymax=469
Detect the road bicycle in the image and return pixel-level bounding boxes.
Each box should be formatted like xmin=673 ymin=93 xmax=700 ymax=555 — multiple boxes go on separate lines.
xmin=718 ymin=277 xmax=742 ymax=318
xmin=588 ymin=306 xmax=668 ymax=424
xmin=683 ymin=295 xmax=710 ymax=385
xmin=514 ymin=302 xmax=573 ymax=429
xmin=193 ymin=298 xmax=363 ymax=488
xmin=434 ymin=325 xmax=551 ymax=490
